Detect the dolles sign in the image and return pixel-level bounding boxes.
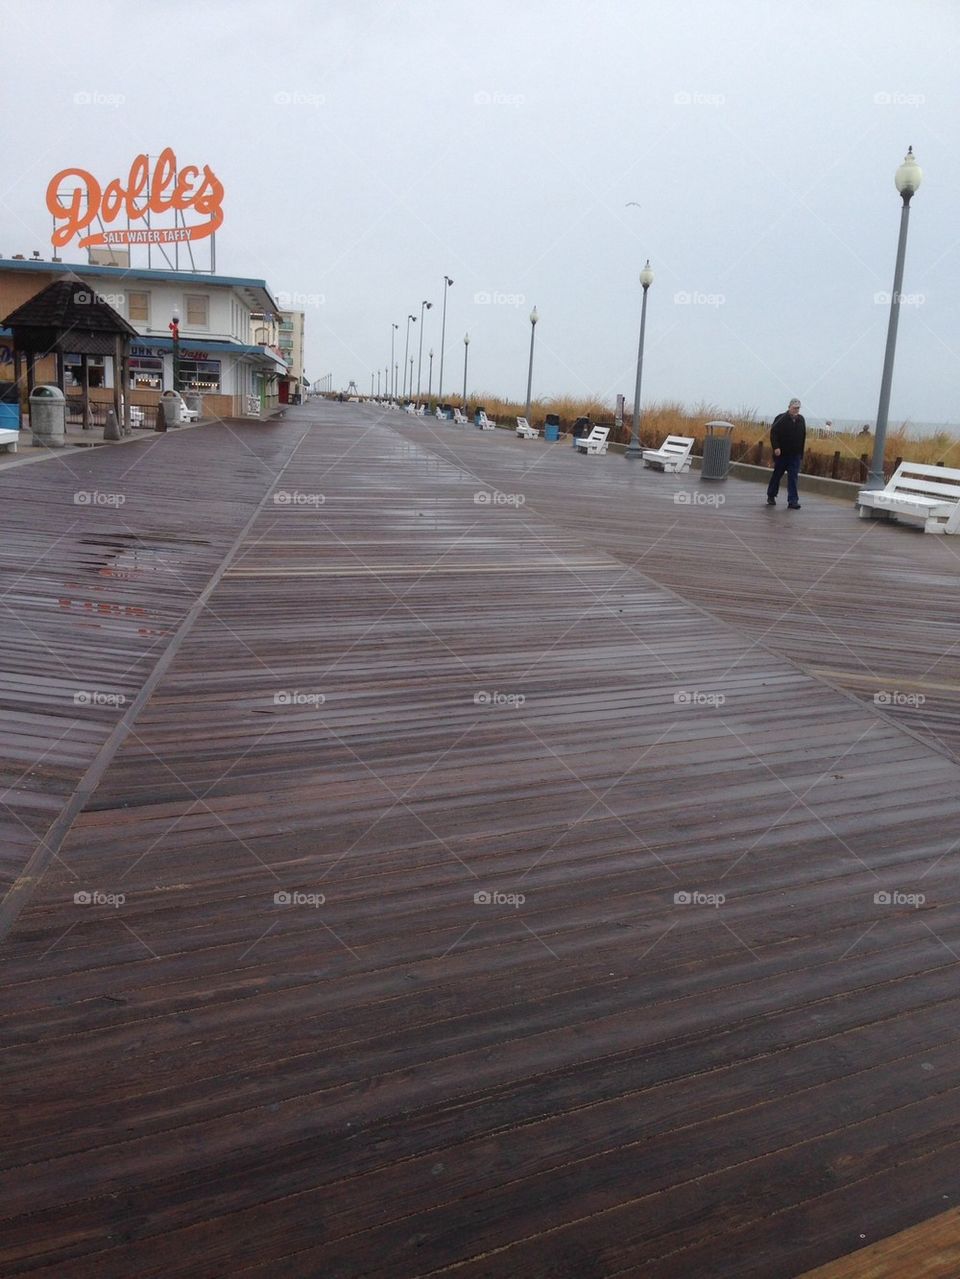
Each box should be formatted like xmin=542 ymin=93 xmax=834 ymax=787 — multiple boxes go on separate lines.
xmin=45 ymin=147 xmax=224 ymax=249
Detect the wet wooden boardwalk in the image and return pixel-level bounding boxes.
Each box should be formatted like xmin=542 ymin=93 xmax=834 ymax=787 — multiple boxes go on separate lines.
xmin=2 ymin=403 xmax=959 ymax=1278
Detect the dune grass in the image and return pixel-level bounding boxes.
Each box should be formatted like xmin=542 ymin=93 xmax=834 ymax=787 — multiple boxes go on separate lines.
xmin=461 ymin=391 xmax=960 ymax=480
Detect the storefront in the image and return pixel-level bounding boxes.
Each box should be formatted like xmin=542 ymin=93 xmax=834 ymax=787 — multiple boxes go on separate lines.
xmin=0 ymin=257 xmax=289 ymax=421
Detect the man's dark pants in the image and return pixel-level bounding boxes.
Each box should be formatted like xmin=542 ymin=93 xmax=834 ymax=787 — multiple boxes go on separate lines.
xmin=767 ymin=453 xmax=801 ymax=505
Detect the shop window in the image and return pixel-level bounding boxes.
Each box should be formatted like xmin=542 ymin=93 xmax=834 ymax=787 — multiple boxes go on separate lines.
xmin=127 ymin=291 xmax=149 ymax=325
xmin=64 ymin=356 xmax=105 ymax=388
xmin=177 ymin=358 xmax=221 ymax=393
xmin=185 ymin=294 xmax=209 ymax=327
xmin=128 ymin=356 xmax=163 ymax=391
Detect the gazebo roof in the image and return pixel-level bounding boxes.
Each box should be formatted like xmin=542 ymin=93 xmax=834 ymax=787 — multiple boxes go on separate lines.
xmin=2 ymin=274 xmax=139 ymax=352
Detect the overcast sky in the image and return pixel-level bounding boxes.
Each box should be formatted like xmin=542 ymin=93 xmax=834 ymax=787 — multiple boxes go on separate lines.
xmin=4 ymin=0 xmax=959 ymax=423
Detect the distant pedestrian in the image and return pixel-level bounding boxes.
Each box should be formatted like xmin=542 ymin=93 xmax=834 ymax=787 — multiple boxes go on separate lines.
xmin=766 ymin=398 xmax=806 ymax=509
xmin=859 ymin=424 xmax=872 ymax=436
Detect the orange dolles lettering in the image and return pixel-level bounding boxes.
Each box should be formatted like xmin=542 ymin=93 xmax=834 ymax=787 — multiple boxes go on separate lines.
xmin=46 ymin=148 xmax=224 ymax=249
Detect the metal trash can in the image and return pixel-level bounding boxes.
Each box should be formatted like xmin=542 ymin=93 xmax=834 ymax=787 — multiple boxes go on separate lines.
xmin=544 ymin=412 xmax=560 ymax=442
xmin=572 ymin=416 xmax=590 ymax=447
xmin=0 ymin=381 xmax=20 ymax=432
xmin=29 ymin=385 xmax=66 ymax=448
xmin=701 ymin=420 xmax=734 ymax=480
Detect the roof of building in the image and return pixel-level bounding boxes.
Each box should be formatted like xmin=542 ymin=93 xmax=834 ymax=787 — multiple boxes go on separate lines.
xmin=130 ymin=333 xmax=288 ymax=371
xmin=2 ymin=274 xmax=139 ymax=340
xmin=0 ymin=257 xmax=281 ymax=315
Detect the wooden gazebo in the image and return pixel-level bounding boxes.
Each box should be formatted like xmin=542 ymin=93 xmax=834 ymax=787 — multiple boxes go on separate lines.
xmin=1 ymin=274 xmax=139 ymax=430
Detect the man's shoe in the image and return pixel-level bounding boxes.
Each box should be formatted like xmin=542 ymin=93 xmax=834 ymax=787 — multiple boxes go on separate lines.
xmin=788 ymin=503 xmax=801 ymax=510
xmin=766 ymin=497 xmax=776 ymax=506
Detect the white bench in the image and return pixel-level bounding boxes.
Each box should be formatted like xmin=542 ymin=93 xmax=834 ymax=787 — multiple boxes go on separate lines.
xmin=858 ymin=462 xmax=960 ymax=535
xmin=642 ymin=434 xmax=694 ymax=472
xmin=0 ymin=429 xmax=18 ymax=453
xmin=516 ymin=417 xmax=538 ymax=439
xmin=575 ymin=426 xmax=610 ymax=455
xmin=414 ymin=404 xmax=426 ymax=417
xmin=435 ymin=405 xmax=445 ymax=419
xmin=453 ymin=409 xmax=469 ymax=425
xmin=404 ymin=403 xmax=416 ymax=414
xmin=478 ymin=411 xmax=497 ymax=431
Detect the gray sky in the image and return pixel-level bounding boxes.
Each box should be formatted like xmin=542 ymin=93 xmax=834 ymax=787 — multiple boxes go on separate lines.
xmin=4 ymin=0 xmax=959 ymax=423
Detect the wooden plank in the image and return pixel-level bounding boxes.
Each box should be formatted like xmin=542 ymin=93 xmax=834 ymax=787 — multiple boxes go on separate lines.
xmin=794 ymin=1206 xmax=960 ymax=1278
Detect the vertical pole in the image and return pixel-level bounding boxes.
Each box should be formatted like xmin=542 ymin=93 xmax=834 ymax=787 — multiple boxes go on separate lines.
xmin=122 ymin=345 xmax=131 ymax=433
xmin=113 ymin=335 xmax=123 ymax=427
xmin=438 ymin=277 xmax=451 ymax=400
xmin=81 ymin=354 xmax=91 ymax=430
xmin=524 ymin=320 xmax=536 ymax=417
xmin=416 ymin=302 xmax=428 ymax=402
xmin=428 ymin=353 xmax=433 ymax=400
xmin=462 ymin=341 xmax=468 ymax=408
xmin=403 ymin=319 xmax=412 ymax=397
xmin=625 ymin=284 xmax=650 ymax=459
xmin=867 ymin=193 xmax=913 ymax=489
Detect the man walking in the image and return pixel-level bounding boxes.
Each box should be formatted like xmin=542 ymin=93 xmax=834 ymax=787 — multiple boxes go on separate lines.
xmin=766 ymin=397 xmax=806 ymax=509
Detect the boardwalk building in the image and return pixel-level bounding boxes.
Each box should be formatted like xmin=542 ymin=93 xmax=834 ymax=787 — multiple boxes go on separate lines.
xmin=0 ymin=256 xmax=288 ymax=420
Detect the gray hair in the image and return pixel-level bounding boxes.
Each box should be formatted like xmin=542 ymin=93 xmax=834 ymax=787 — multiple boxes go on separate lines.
xmin=789 ymin=398 xmax=801 ymax=407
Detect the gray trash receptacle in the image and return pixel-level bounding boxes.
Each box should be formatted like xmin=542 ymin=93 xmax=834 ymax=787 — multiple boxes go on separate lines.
xmin=184 ymin=392 xmax=202 ymax=418
xmin=29 ymin=385 xmax=66 ymax=448
xmin=701 ymin=420 xmax=734 ymax=480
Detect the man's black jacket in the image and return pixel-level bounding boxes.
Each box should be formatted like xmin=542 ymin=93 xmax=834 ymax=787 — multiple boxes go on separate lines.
xmin=770 ymin=412 xmax=806 ymax=457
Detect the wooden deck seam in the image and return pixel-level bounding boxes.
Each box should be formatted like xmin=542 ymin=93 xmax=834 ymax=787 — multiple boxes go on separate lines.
xmin=0 ymin=426 xmax=313 ymax=947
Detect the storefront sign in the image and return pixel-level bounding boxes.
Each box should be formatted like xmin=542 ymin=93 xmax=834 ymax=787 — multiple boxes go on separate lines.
xmin=130 ymin=344 xmax=211 ymax=361
xmin=46 ymin=148 xmax=224 ymax=250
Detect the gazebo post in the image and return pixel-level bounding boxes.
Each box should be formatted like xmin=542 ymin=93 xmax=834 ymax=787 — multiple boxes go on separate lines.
xmin=55 ymin=350 xmax=65 ymax=393
xmin=112 ymin=335 xmax=123 ymax=431
xmin=119 ymin=338 xmax=131 ymax=434
xmin=26 ymin=353 xmax=36 ymax=396
xmin=81 ymin=354 xmax=91 ymax=431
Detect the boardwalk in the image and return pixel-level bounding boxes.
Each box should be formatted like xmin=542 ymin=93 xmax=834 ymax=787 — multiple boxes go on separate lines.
xmin=2 ymin=402 xmax=959 ymax=1278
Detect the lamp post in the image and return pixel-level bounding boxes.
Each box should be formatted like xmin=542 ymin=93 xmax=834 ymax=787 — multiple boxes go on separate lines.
xmin=867 ymin=146 xmax=923 ymax=489
xmin=624 ymin=261 xmax=654 ymax=460
xmin=524 ymin=305 xmax=539 ymax=418
xmin=169 ymin=306 xmax=181 ymax=394
xmin=403 ymin=314 xmax=416 ymax=398
xmin=438 ymin=275 xmax=453 ymax=400
xmin=462 ymin=332 xmax=470 ymax=408
xmin=391 ymin=322 xmax=398 ymax=398
xmin=377 ymin=371 xmax=381 ymax=398
xmin=409 ymin=357 xmax=414 ymax=396
xmin=428 ymin=348 xmax=434 ymax=400
xmin=416 ymin=299 xmax=433 ymax=402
